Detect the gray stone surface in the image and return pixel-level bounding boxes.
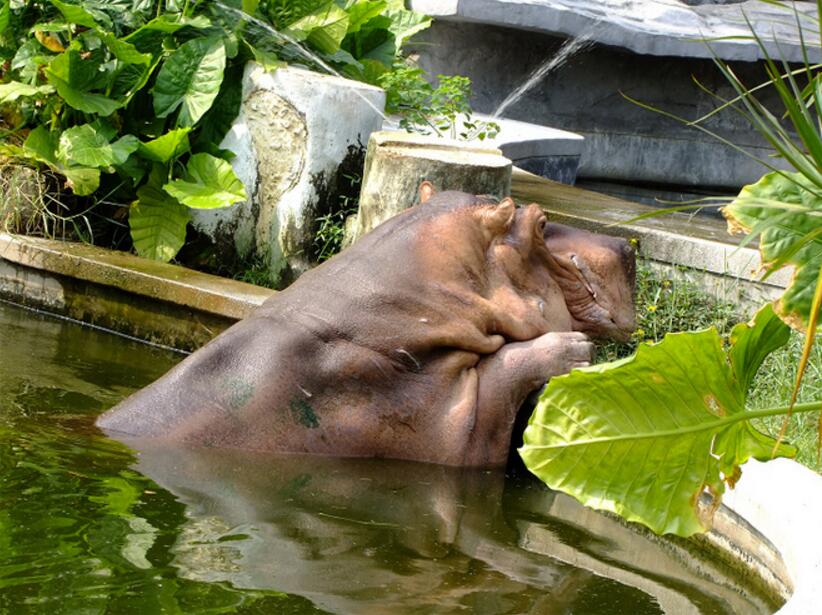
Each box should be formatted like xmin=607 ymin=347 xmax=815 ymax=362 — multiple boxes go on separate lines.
xmin=409 ymin=20 xmax=795 ymax=189
xmin=382 ymin=114 xmax=584 ymax=183
xmin=0 ymin=232 xmax=274 ymax=350
xmin=721 ymin=459 xmax=822 ymax=615
xmin=190 ymin=64 xmax=385 ymax=287
xmin=345 ymin=131 xmax=512 ymax=243
xmin=410 ymin=0 xmax=821 ymax=61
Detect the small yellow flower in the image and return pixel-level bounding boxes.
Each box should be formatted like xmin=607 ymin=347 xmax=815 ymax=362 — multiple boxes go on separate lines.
xmin=647 ymin=305 xmax=657 ymax=313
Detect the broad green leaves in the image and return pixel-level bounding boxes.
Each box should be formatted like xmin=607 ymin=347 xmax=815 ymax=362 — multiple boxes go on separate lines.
xmin=129 ymin=171 xmax=190 ymax=262
xmin=138 ymin=129 xmax=191 ymax=164
xmin=57 ymin=124 xmax=139 ymax=169
xmin=164 ymin=153 xmax=246 ymax=209
xmin=152 ymin=37 xmax=226 ymax=127
xmin=0 ymin=82 xmax=54 ymax=103
xmin=724 ymin=172 xmax=822 ymax=331
xmin=287 ymin=2 xmax=350 ymax=55
xmin=45 ymin=50 xmax=123 ymax=116
xmin=21 ymin=126 xmax=101 ymax=196
xmin=520 ymin=305 xmax=797 ymax=537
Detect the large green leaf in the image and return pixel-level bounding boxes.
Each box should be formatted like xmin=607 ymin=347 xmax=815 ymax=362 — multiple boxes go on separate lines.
xmin=723 ymin=171 xmax=822 ymax=331
xmin=0 ymin=82 xmax=54 ymax=103
xmin=48 ymin=0 xmax=99 ymax=28
xmin=286 ymin=2 xmax=350 ymax=55
xmin=129 ymin=179 xmax=190 ymax=262
xmin=152 ymin=37 xmax=226 ymax=127
xmin=98 ymin=31 xmax=151 ymax=65
xmin=163 ymin=153 xmax=246 ymax=209
xmin=345 ymin=0 xmax=387 ymax=34
xmin=22 ymin=126 xmax=100 ymax=196
xmin=62 ymin=167 xmax=101 ymax=196
xmin=519 ymin=305 xmax=796 ymax=537
xmin=57 ymin=124 xmax=139 ymax=169
xmin=138 ymin=128 xmax=190 ymax=163
xmin=383 ymin=1 xmax=431 ymax=49
xmin=23 ymin=126 xmax=59 ymax=165
xmin=45 ymin=51 xmax=122 ymax=116
xmin=192 ymin=60 xmax=244 ymax=151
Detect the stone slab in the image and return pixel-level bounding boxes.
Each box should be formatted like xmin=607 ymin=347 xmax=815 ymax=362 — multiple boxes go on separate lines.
xmin=383 ymin=114 xmax=583 ymax=183
xmin=410 ymin=0 xmax=821 ymax=62
xmin=720 ymin=459 xmax=822 ymax=615
xmin=0 ymin=233 xmax=273 ymax=321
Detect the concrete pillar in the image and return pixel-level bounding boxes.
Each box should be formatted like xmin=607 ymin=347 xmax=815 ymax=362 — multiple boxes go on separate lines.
xmin=190 ymin=64 xmax=385 ymax=287
xmin=345 ymin=131 xmax=512 ymax=244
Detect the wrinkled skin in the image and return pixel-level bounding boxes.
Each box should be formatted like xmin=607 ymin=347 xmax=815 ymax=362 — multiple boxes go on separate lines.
xmin=98 ymin=186 xmax=635 ymax=467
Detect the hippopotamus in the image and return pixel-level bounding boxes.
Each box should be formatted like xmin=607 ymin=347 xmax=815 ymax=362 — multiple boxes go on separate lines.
xmin=97 ymin=183 xmax=635 ymax=466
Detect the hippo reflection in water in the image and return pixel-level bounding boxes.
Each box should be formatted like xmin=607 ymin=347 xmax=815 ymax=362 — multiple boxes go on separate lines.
xmin=98 ymin=183 xmax=636 ymax=466
xmin=130 ymin=446 xmax=776 ymax=614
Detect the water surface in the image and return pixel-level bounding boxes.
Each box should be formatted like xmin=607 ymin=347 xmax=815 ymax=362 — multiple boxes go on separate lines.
xmin=0 ymin=301 xmax=780 ymax=614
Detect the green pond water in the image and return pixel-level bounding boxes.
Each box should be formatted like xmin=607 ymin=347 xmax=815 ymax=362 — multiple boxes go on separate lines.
xmin=0 ymin=300 xmax=781 ymax=614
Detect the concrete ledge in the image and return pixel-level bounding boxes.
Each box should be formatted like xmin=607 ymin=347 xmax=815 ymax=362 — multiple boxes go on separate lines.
xmin=0 ymin=233 xmax=274 ymax=350
xmin=410 ymin=0 xmax=821 ymax=62
xmin=511 ymin=168 xmax=789 ymax=311
xmin=718 ymin=459 xmax=822 ymax=615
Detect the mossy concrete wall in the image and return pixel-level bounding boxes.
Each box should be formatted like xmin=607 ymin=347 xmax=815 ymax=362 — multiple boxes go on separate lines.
xmin=0 ymin=233 xmax=273 ymax=351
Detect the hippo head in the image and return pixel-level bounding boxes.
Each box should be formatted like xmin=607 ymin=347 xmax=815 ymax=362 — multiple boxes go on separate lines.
xmin=417 ymin=183 xmax=635 ymax=343
xmin=543 ymin=222 xmax=636 ymax=341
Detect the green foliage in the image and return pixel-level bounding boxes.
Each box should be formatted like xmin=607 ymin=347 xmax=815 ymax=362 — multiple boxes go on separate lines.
xmin=259 ymin=0 xmax=431 ymax=84
xmin=725 ymin=171 xmax=822 ymax=332
xmin=0 ymin=0 xmax=434 ymax=263
xmin=520 ymin=305 xmax=811 ymax=537
xmin=0 ymin=0 xmax=253 ymax=262
xmin=311 ymin=172 xmax=361 ymax=262
xmin=129 ymin=168 xmax=190 ymax=262
xmin=164 ymin=152 xmax=247 ymax=209
xmin=380 ymin=66 xmax=500 ymax=140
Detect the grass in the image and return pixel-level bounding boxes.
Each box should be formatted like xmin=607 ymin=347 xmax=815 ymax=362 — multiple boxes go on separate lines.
xmin=598 ymin=262 xmax=822 ymax=473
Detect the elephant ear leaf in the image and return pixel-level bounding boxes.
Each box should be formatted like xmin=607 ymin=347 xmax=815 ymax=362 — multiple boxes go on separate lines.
xmin=152 ymin=36 xmax=226 ymax=127
xmin=129 ymin=168 xmax=190 ymax=262
xmin=723 ymin=171 xmax=822 ymax=331
xmin=519 ymin=305 xmax=795 ymax=537
xmin=729 ymin=303 xmax=791 ymax=393
xmin=163 ymin=153 xmax=246 ymax=209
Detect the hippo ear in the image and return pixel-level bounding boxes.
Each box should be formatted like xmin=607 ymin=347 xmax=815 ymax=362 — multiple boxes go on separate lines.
xmin=480 ymin=197 xmax=516 ymax=234
xmin=419 ymin=181 xmax=436 ymax=203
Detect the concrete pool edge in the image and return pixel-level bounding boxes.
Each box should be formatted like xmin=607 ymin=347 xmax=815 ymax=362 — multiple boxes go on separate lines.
xmin=0 ymin=232 xmax=274 ymax=351
xmin=713 ymin=458 xmax=822 ymax=615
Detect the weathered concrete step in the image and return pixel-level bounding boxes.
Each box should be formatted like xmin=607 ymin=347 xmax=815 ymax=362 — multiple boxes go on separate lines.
xmin=0 ymin=233 xmax=273 ymax=351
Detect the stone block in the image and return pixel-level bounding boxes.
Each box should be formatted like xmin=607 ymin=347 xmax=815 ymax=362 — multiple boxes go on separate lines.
xmin=190 ymin=64 xmax=385 ymax=287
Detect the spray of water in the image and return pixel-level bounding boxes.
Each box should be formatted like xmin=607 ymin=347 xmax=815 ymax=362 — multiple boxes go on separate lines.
xmin=215 ymin=2 xmax=387 ymax=119
xmin=492 ymin=34 xmax=596 ymax=118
